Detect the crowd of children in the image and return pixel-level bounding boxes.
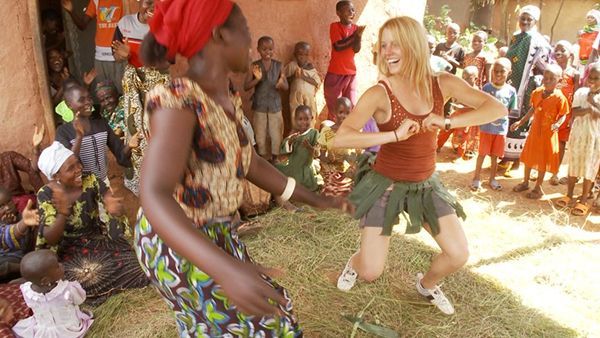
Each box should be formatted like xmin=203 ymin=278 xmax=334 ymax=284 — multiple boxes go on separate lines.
xmin=1 ymin=0 xmax=600 ymax=336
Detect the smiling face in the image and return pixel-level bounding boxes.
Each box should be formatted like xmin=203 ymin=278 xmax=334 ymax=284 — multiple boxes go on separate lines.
xmin=471 ymin=34 xmax=485 ymax=52
xmin=380 ymin=28 xmax=402 ymax=75
xmin=294 ymin=108 xmax=312 ymax=132
xmin=65 ymin=87 xmax=94 ymax=118
xmin=96 ymin=87 xmax=118 ymax=113
xmin=491 ymin=61 xmax=510 ymax=86
xmin=553 ymin=44 xmax=570 ymax=67
xmin=586 ymin=15 xmax=598 ymax=26
xmin=519 ymin=13 xmax=536 ymax=32
xmin=587 ymin=68 xmax=600 ymax=92
xmin=336 ymin=1 xmax=355 ymax=25
xmin=47 ymin=49 xmax=64 ymax=73
xmin=542 ymin=69 xmax=561 ymax=91
xmin=54 ymin=155 xmax=83 ymax=187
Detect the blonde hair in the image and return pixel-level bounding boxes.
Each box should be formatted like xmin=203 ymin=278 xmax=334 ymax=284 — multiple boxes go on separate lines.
xmin=377 ymin=16 xmax=433 ymax=106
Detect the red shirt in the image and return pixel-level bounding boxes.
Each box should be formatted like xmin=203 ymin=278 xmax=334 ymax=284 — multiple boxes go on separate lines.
xmin=327 ymin=22 xmax=358 ymax=75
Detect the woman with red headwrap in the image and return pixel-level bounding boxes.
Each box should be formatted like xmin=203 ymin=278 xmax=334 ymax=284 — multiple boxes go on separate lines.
xmin=134 ymin=1 xmax=347 ymax=336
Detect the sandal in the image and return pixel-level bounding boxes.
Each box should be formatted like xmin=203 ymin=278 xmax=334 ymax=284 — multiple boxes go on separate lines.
xmin=571 ymin=202 xmax=590 ymax=216
xmin=526 ymin=189 xmax=543 ymax=199
xmin=559 ymin=177 xmax=568 ymax=185
xmin=554 ymin=196 xmax=572 ymax=208
xmin=489 ymin=180 xmax=502 ymax=191
xmin=470 ymin=180 xmax=481 ymax=192
xmin=513 ymin=182 xmax=529 ymax=192
xmin=549 ymin=176 xmax=560 ymax=186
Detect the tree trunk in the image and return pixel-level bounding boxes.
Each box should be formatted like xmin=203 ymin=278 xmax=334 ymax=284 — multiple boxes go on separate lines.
xmin=550 ymin=0 xmax=566 ymax=42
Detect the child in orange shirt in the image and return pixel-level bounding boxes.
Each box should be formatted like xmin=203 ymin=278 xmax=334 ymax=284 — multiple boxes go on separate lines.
xmin=511 ymin=65 xmax=570 ymax=199
xmin=552 ymin=40 xmax=580 ymax=185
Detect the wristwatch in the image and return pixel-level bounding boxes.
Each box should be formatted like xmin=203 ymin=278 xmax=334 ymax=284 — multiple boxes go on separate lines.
xmin=444 ymin=118 xmax=452 ymax=131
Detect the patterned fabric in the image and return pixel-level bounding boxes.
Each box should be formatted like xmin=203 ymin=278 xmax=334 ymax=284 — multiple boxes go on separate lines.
xmin=0 ymin=152 xmax=44 ymax=196
xmin=276 ymin=128 xmax=321 ymax=192
xmin=100 ymin=96 xmax=126 ymax=135
xmin=520 ymin=88 xmax=569 ymax=174
xmin=0 ymin=283 xmax=32 ymax=337
xmin=135 ymin=216 xmax=301 ymax=337
xmin=121 ymin=65 xmax=170 ymax=196
xmin=557 ymin=67 xmax=577 ymax=142
xmin=464 ymin=52 xmax=491 ymax=88
xmin=36 ymin=174 xmax=148 ymax=304
xmin=136 ymin=77 xmax=300 ymax=336
xmin=567 ymin=88 xmax=600 ymax=180
xmin=318 ymin=124 xmax=356 ymax=196
xmin=145 ymin=78 xmax=252 ymax=223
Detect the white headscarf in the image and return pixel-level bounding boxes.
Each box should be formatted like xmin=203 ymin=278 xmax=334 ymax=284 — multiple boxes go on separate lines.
xmin=38 ymin=142 xmax=74 ymax=180
xmin=587 ymin=9 xmax=600 ymax=27
xmin=519 ymin=5 xmax=541 ymax=22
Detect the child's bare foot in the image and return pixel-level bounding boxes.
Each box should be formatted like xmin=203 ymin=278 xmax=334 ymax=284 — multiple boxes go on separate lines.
xmin=281 ymin=200 xmax=300 ymax=212
xmin=526 ymin=188 xmax=543 ymax=199
xmin=549 ymin=175 xmax=560 ymax=186
xmin=513 ymin=182 xmax=529 ymax=192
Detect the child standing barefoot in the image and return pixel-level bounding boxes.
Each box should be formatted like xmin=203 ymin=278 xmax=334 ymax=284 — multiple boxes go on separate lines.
xmin=322 ymin=1 xmax=365 ymax=123
xmin=552 ymin=41 xmax=580 ymax=185
xmin=472 ymin=58 xmax=517 ymax=191
xmin=319 ymin=97 xmax=356 ymax=197
xmin=245 ymin=36 xmax=288 ymax=162
xmin=276 ymin=106 xmax=321 ymax=192
xmin=512 ymin=65 xmax=570 ymax=199
xmin=558 ymin=63 xmax=600 ymax=215
xmin=12 ymin=250 xmax=93 ymax=338
xmin=285 ymin=42 xmax=320 ymax=125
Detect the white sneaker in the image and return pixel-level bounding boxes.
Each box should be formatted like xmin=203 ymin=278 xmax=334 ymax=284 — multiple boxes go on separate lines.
xmin=337 ymin=257 xmax=358 ymax=291
xmin=416 ymin=272 xmax=455 ymax=315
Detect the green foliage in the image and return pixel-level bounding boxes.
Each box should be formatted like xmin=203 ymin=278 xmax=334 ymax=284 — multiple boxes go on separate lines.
xmin=424 ymin=4 xmax=498 ymax=54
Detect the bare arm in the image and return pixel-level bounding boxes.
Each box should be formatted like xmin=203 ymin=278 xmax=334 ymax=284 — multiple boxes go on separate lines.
xmin=571 ymin=107 xmax=590 ymax=117
xmin=437 ymin=72 xmax=507 ymax=128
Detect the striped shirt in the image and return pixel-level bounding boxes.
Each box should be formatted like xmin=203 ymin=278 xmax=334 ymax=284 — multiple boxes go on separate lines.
xmin=55 ymin=118 xmax=131 ymax=181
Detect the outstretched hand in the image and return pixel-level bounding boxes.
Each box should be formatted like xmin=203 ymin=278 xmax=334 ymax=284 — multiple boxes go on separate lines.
xmin=61 ymin=0 xmax=73 ymax=12
xmin=218 ymin=260 xmax=287 ymax=316
xmin=82 ymin=68 xmax=97 ymax=86
xmin=49 ymin=182 xmax=72 ymax=216
xmin=252 ymin=64 xmax=262 ymax=81
xmin=112 ymin=38 xmax=131 ymax=61
xmin=22 ymin=199 xmax=40 ymax=227
xmin=32 ymin=124 xmax=45 ymax=148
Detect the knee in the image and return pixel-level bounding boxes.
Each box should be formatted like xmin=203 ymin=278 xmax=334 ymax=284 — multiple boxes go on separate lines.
xmin=358 ymin=265 xmax=384 ymax=282
xmin=446 ymin=247 xmax=469 ymax=269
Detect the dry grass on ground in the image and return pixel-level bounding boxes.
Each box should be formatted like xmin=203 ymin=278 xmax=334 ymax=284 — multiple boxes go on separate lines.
xmin=90 ymin=149 xmax=600 ymax=337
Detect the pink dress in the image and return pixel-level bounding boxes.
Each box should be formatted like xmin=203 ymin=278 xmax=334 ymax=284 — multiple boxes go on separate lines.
xmin=12 ymin=280 xmax=93 ymax=338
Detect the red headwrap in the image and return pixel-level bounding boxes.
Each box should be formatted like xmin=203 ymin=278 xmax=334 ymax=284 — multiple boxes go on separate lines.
xmin=150 ymin=0 xmax=234 ymax=59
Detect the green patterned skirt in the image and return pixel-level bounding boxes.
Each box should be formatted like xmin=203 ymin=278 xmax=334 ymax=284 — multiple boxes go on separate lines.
xmin=349 ymin=155 xmax=466 ymax=236
xmin=134 ymin=213 xmax=302 ymax=337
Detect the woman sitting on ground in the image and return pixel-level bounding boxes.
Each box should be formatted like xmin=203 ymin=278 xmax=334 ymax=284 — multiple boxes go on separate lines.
xmin=36 ymin=142 xmax=148 ymax=305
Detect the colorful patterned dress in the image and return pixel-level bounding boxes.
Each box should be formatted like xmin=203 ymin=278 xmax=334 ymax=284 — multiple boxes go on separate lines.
xmin=567 ymin=88 xmax=600 ymax=180
xmin=504 ymin=30 xmax=551 ymax=160
xmin=134 ymin=78 xmax=301 ymax=337
xmin=122 ymin=65 xmax=170 ymax=196
xmin=37 ymin=173 xmax=149 ymax=305
xmin=100 ymin=97 xmax=126 ymax=136
xmin=318 ymin=122 xmax=356 ymax=196
xmin=276 ymin=128 xmax=321 ymax=192
xmin=520 ymin=88 xmax=569 ymax=174
xmin=464 ymin=52 xmax=491 ymax=89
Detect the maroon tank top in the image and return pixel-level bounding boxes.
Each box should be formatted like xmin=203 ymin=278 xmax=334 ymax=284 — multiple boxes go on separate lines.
xmin=373 ymin=78 xmax=445 ymax=182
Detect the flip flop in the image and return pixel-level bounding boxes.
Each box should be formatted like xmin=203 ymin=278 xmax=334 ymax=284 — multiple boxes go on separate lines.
xmin=513 ymin=182 xmax=529 ymax=192
xmin=571 ymin=202 xmax=590 ymax=216
xmin=526 ymin=189 xmax=543 ymax=199
xmin=554 ymin=196 xmax=572 ymax=208
xmin=489 ymin=180 xmax=502 ymax=191
xmin=549 ymin=176 xmax=560 ymax=186
xmin=470 ymin=180 xmax=481 ymax=192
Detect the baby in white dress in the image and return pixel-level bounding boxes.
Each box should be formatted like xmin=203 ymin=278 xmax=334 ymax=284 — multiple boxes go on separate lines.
xmin=12 ymin=249 xmax=93 ymax=338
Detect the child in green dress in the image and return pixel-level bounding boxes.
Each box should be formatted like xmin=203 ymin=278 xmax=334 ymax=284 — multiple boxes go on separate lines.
xmin=276 ymin=105 xmax=321 ymax=191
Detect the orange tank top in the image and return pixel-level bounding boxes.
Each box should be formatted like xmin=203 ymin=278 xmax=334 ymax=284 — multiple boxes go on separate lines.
xmin=373 ymin=78 xmax=445 ymax=182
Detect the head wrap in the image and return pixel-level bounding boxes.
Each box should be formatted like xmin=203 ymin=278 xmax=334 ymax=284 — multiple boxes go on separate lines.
xmin=95 ymin=80 xmax=116 ymax=95
xmin=587 ymin=9 xmax=600 ymax=26
xmin=38 ymin=142 xmax=74 ymax=180
xmin=150 ymin=0 xmax=235 ymax=60
xmin=519 ymin=5 xmax=540 ymax=22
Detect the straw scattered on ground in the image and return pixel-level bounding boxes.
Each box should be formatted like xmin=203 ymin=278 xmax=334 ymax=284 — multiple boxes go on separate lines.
xmin=89 ymin=149 xmax=600 ymax=337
